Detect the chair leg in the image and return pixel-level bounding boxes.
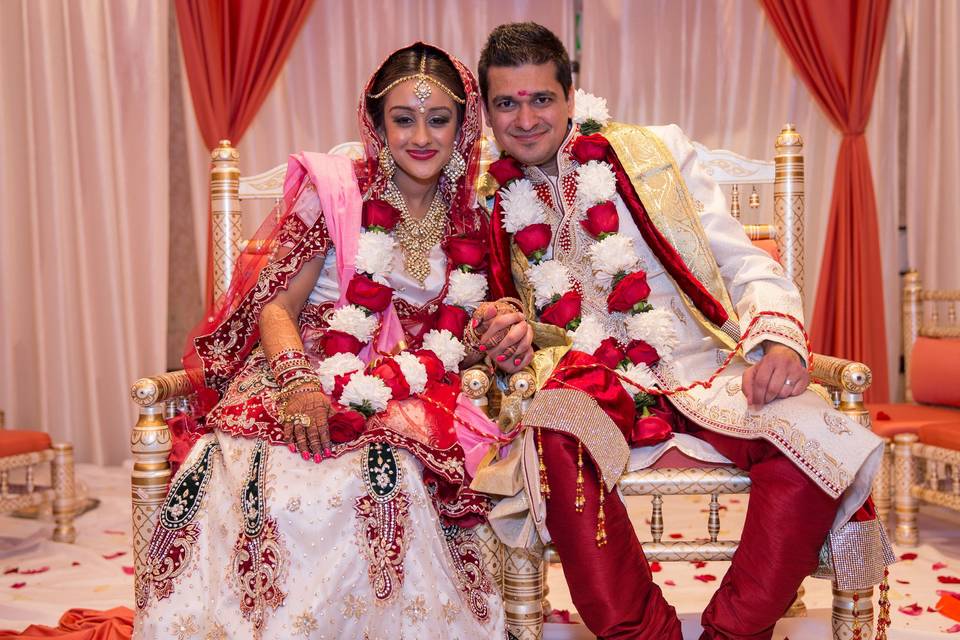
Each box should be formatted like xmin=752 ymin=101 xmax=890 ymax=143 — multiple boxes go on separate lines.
xmin=51 ymin=443 xmax=77 ymax=543
xmin=784 ymin=584 xmax=807 ymax=617
xmin=893 ymin=433 xmax=919 ymax=546
xmin=831 ymin=584 xmax=874 ymax=640
xmin=503 ymin=544 xmax=544 ymax=640
xmin=873 ymin=439 xmax=892 ymax=525
xmin=474 ymin=522 xmax=504 ymax=592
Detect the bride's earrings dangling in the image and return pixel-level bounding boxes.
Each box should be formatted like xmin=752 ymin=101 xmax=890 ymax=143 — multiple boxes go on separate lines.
xmin=379 ymin=145 xmax=396 ymax=179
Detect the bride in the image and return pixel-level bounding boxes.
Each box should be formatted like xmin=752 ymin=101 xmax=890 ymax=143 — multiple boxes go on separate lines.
xmin=135 ymin=43 xmax=531 ymax=639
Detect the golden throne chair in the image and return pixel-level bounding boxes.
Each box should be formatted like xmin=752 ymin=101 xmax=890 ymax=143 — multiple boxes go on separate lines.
xmin=491 ymin=125 xmax=881 ymax=640
xmin=881 ymin=272 xmax=960 ymax=546
xmin=0 ymin=410 xmax=77 ymax=542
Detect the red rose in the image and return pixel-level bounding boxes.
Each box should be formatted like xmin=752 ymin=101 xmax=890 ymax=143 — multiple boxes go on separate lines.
xmin=371 ymin=358 xmax=411 ymax=401
xmin=572 ymin=133 xmax=611 ymax=164
xmin=328 ymin=410 xmax=367 ymax=443
xmin=318 ymin=329 xmax=364 ymax=356
xmin=332 ymin=371 xmax=355 ymax=401
xmin=488 ymin=157 xmax=524 ymax=186
xmin=539 ymin=290 xmax=582 ymax=329
xmin=594 ymin=337 xmax=626 ymax=369
xmin=628 ymin=415 xmax=673 ymax=448
xmin=607 ymin=271 xmax=651 ymax=313
xmin=513 ymin=223 xmax=552 ymax=260
xmin=346 ymin=274 xmax=393 ymax=312
xmin=626 ymin=339 xmax=660 ymax=366
xmin=414 ymin=349 xmax=447 ymax=383
xmin=362 ymin=199 xmax=401 ymax=231
xmin=580 ymin=202 xmax=619 ymax=238
xmin=435 ymin=304 xmax=469 ymax=339
xmin=445 ymin=234 xmax=488 ymax=271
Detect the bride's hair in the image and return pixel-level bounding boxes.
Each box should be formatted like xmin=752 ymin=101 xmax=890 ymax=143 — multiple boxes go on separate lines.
xmin=365 ymin=45 xmax=466 ymax=130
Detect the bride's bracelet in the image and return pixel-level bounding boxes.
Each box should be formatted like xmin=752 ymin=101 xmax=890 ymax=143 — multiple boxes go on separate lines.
xmin=463 ymin=297 xmax=527 ymax=350
xmin=268 ymin=347 xmax=316 ymax=388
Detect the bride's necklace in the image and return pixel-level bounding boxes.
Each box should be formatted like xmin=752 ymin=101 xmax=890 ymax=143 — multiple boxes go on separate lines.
xmin=384 ymin=181 xmax=447 ymax=285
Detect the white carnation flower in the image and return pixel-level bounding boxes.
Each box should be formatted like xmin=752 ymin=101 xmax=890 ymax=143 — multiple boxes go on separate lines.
xmin=576 ymin=160 xmax=617 ymax=206
xmin=327 ymin=304 xmax=378 ymax=342
xmin=355 ymin=229 xmax=396 ymax=277
xmin=620 ymin=362 xmax=656 ymax=397
xmin=526 ymin=260 xmax=572 ymax=309
xmin=500 ymin=179 xmax=545 ymax=232
xmin=340 ymin=372 xmax=392 ymax=414
xmin=573 ymin=89 xmax=611 ymax=126
xmin=315 ymin=353 xmax=365 ymax=394
xmin=422 ymin=329 xmax=467 ymax=372
xmin=625 ymin=308 xmax=679 ymax=359
xmin=443 ymin=270 xmax=488 ymax=312
xmin=393 ymin=351 xmax=428 ymax=395
xmin=567 ymin=315 xmax=608 ymax=355
xmin=588 ymin=234 xmax=640 ymax=287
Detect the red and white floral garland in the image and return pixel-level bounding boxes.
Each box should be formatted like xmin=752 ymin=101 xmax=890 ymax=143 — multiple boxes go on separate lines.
xmin=315 ymin=199 xmax=488 ymax=418
xmin=490 ymin=90 xmax=677 ymax=412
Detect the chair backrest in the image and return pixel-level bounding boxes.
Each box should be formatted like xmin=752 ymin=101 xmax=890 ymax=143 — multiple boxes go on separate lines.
xmin=901 ymin=271 xmax=960 ymax=401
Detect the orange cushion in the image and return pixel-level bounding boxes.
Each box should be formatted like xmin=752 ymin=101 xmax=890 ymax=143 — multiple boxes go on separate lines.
xmin=918 ymin=422 xmax=960 ymax=451
xmin=867 ymin=402 xmax=960 ymax=438
xmin=0 ymin=430 xmax=52 ymax=457
xmin=752 ymin=239 xmax=780 ymax=263
xmin=911 ymin=337 xmax=960 ymax=408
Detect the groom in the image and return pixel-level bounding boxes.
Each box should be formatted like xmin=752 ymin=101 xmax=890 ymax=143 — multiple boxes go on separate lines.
xmin=475 ymin=21 xmax=890 ymax=640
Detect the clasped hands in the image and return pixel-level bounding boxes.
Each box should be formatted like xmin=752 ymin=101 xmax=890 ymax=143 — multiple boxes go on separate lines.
xmin=470 ymin=302 xmax=535 ymax=374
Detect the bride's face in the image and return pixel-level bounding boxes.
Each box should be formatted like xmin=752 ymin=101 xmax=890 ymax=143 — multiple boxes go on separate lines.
xmin=382 ymin=81 xmax=458 ymax=186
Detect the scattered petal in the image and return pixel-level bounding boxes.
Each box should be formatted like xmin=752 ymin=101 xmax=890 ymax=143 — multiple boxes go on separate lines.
xmin=103 ymin=529 xmax=126 ymax=535
xmin=71 ymin=562 xmax=81 ymax=567
xmin=946 ymin=623 xmax=960 ymax=633
xmin=729 ymin=498 xmax=741 ymax=504
xmin=900 ymin=552 xmax=918 ymax=561
xmin=939 ymin=576 xmax=960 ymax=584
xmin=122 ymin=566 xmax=135 ymax=575
xmin=19 ymin=566 xmax=48 ymax=575
xmin=3 ymin=568 xmax=18 ymax=575
xmin=544 ymin=609 xmax=573 ymax=624
xmin=668 ymin=533 xmax=684 ymax=539
xmin=928 ymin=606 xmax=940 ymax=613
xmin=694 ymin=574 xmax=717 ymax=583
xmin=876 ymin=411 xmax=891 ymax=420
xmin=898 ymin=602 xmax=923 ymax=616
xmin=896 ymin=579 xmax=911 ymax=585
xmin=10 ymin=582 xmax=25 ymax=589
xmin=102 ymin=551 xmax=126 ymax=560
xmin=664 ymin=580 xmax=676 ymax=586
xmin=938 ymin=590 xmax=960 ymax=599
xmin=934 ymin=562 xmax=949 ymax=571
xmin=650 ymin=562 xmax=662 ymax=573
xmin=691 ymin=561 xmax=707 ymax=569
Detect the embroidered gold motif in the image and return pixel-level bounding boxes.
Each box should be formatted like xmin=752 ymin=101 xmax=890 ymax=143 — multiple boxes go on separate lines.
xmin=291 ymin=611 xmax=319 ymax=636
xmin=824 ymin=412 xmax=853 ymax=436
xmin=286 ymin=497 xmax=301 ymax=512
xmin=170 ymin=614 xmax=199 ymax=640
xmin=203 ymin=623 xmax=227 ymax=640
xmin=403 ymin=595 xmax=430 ymax=624
xmin=328 ymin=494 xmax=343 ymax=508
xmin=725 ymin=379 xmax=742 ymax=396
xmin=343 ymin=593 xmax=368 ymax=620
xmin=441 ymin=599 xmax=460 ymax=623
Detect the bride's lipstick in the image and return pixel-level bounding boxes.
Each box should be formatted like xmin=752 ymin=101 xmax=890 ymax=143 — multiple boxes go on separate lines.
xmin=406 ymin=149 xmax=438 ymax=160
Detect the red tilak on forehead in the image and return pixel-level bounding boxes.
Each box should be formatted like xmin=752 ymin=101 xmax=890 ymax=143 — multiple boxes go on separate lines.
xmin=517 ymin=90 xmax=529 ymax=96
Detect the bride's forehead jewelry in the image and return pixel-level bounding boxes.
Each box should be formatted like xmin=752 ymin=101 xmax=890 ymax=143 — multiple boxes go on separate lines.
xmin=367 ymin=52 xmax=466 ymax=113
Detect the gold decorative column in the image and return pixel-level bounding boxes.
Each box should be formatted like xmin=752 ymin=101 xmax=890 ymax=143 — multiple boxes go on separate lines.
xmin=832 ymin=585 xmax=875 ymax=640
xmin=893 ymin=432 xmax=919 ymax=546
xmin=774 ymin=124 xmax=805 ymax=297
xmin=51 ymin=443 xmax=77 ymax=543
xmin=210 ymin=140 xmax=242 ymax=310
xmin=503 ymin=544 xmax=545 ymax=640
xmin=901 ymin=270 xmax=922 ymax=402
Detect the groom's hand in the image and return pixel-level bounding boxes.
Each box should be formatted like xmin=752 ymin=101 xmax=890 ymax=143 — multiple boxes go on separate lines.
xmin=473 ymin=305 xmax=534 ymax=373
xmin=742 ymin=342 xmax=809 ymax=408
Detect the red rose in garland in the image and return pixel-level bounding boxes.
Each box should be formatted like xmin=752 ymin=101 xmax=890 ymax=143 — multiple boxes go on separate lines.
xmin=488 ymin=157 xmax=525 ymax=186
xmin=370 ymin=358 xmax=411 ymax=401
xmin=318 ymin=330 xmax=364 ymax=356
xmin=445 ymin=234 xmax=488 ymax=271
xmin=414 ymin=349 xmax=447 ymax=383
xmin=513 ymin=223 xmax=552 ymax=261
xmin=346 ymin=273 xmax=393 ymax=312
xmin=361 ymin=199 xmax=401 ymax=231
xmin=434 ymin=304 xmax=469 ymax=339
xmin=626 ymin=339 xmax=660 ymax=366
xmin=571 ymin=133 xmax=611 ymax=164
xmin=328 ymin=410 xmax=367 ymax=443
xmin=628 ymin=415 xmax=673 ymax=447
xmin=594 ymin=337 xmax=626 ymax=369
xmin=539 ymin=290 xmax=583 ymax=330
xmin=580 ymin=202 xmax=619 ymax=238
xmin=607 ymin=271 xmax=652 ymax=313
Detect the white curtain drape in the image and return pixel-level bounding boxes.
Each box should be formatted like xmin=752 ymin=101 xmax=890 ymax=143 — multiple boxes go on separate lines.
xmin=580 ymin=0 xmax=904 ymax=399
xmin=180 ymin=0 xmax=575 ymax=285
xmin=0 ymin=1 xmax=169 ymax=464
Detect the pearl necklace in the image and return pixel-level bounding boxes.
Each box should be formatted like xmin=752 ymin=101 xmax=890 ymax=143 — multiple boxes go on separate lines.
xmin=384 ymin=182 xmax=448 ymax=284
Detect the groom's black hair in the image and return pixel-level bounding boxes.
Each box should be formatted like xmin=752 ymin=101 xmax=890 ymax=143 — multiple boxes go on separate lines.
xmin=478 ymin=22 xmax=572 ymax=104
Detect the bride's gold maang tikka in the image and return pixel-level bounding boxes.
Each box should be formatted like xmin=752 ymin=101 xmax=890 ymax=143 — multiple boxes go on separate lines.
xmin=367 ymin=52 xmax=466 ymax=113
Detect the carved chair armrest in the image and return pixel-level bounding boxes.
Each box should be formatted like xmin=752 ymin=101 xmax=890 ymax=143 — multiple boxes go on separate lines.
xmin=130 ymin=370 xmax=194 ymax=408
xmin=809 ymin=354 xmax=872 ymax=396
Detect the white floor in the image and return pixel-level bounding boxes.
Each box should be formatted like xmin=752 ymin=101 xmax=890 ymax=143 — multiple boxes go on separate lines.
xmin=1 ymin=463 xmax=959 ymax=638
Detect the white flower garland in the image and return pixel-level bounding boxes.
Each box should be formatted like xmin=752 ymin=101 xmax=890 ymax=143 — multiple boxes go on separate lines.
xmin=393 ymin=351 xmax=428 ymax=395
xmin=340 ymin=372 xmax=392 ymax=414
xmin=315 ymin=352 xmax=365 ymax=394
xmin=355 ymin=229 xmax=396 ymax=278
xmin=422 ymin=329 xmax=467 ymax=373
xmin=327 ymin=304 xmax=378 ymax=343
xmin=573 ymin=88 xmax=611 ymax=128
xmin=444 ymin=270 xmax=488 ymax=312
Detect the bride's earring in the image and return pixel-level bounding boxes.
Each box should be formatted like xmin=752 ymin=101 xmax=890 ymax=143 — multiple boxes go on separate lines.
xmin=443 ymin=151 xmax=466 ymax=182
xmin=379 ymin=145 xmax=396 ymax=179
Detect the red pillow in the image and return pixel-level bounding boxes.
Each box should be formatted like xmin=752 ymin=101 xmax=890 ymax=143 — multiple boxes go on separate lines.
xmin=911 ymin=337 xmax=960 ymax=408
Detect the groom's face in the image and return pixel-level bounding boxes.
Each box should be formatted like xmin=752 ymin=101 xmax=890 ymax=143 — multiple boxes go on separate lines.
xmin=484 ymin=63 xmax=573 ymax=171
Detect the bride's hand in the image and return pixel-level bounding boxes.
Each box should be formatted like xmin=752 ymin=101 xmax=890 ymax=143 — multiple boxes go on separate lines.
xmin=279 ymin=390 xmax=333 ymax=457
xmin=473 ymin=305 xmax=534 ymax=373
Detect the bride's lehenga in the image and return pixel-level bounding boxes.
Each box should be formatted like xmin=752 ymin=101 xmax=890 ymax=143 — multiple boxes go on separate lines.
xmin=135 ymin=44 xmax=504 ymax=640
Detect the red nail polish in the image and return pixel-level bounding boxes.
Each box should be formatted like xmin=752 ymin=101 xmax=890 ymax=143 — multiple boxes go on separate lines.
xmin=514 ymin=357 xmax=522 ymax=366
xmin=313 ymin=453 xmax=323 ymax=464
xmin=301 ymin=451 xmax=310 ymax=461
xmin=496 ymin=355 xmax=506 ymax=362
xmin=478 ymin=345 xmax=487 ymax=352
xmin=323 ymin=448 xmax=333 ymax=458
xmin=472 ymin=318 xmax=479 ymax=328
xmin=288 ymin=444 xmax=297 ymax=453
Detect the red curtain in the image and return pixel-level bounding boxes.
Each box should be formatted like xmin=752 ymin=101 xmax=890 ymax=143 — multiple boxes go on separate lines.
xmin=175 ymin=0 xmax=314 ymax=310
xmin=760 ymin=0 xmax=892 ymax=401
